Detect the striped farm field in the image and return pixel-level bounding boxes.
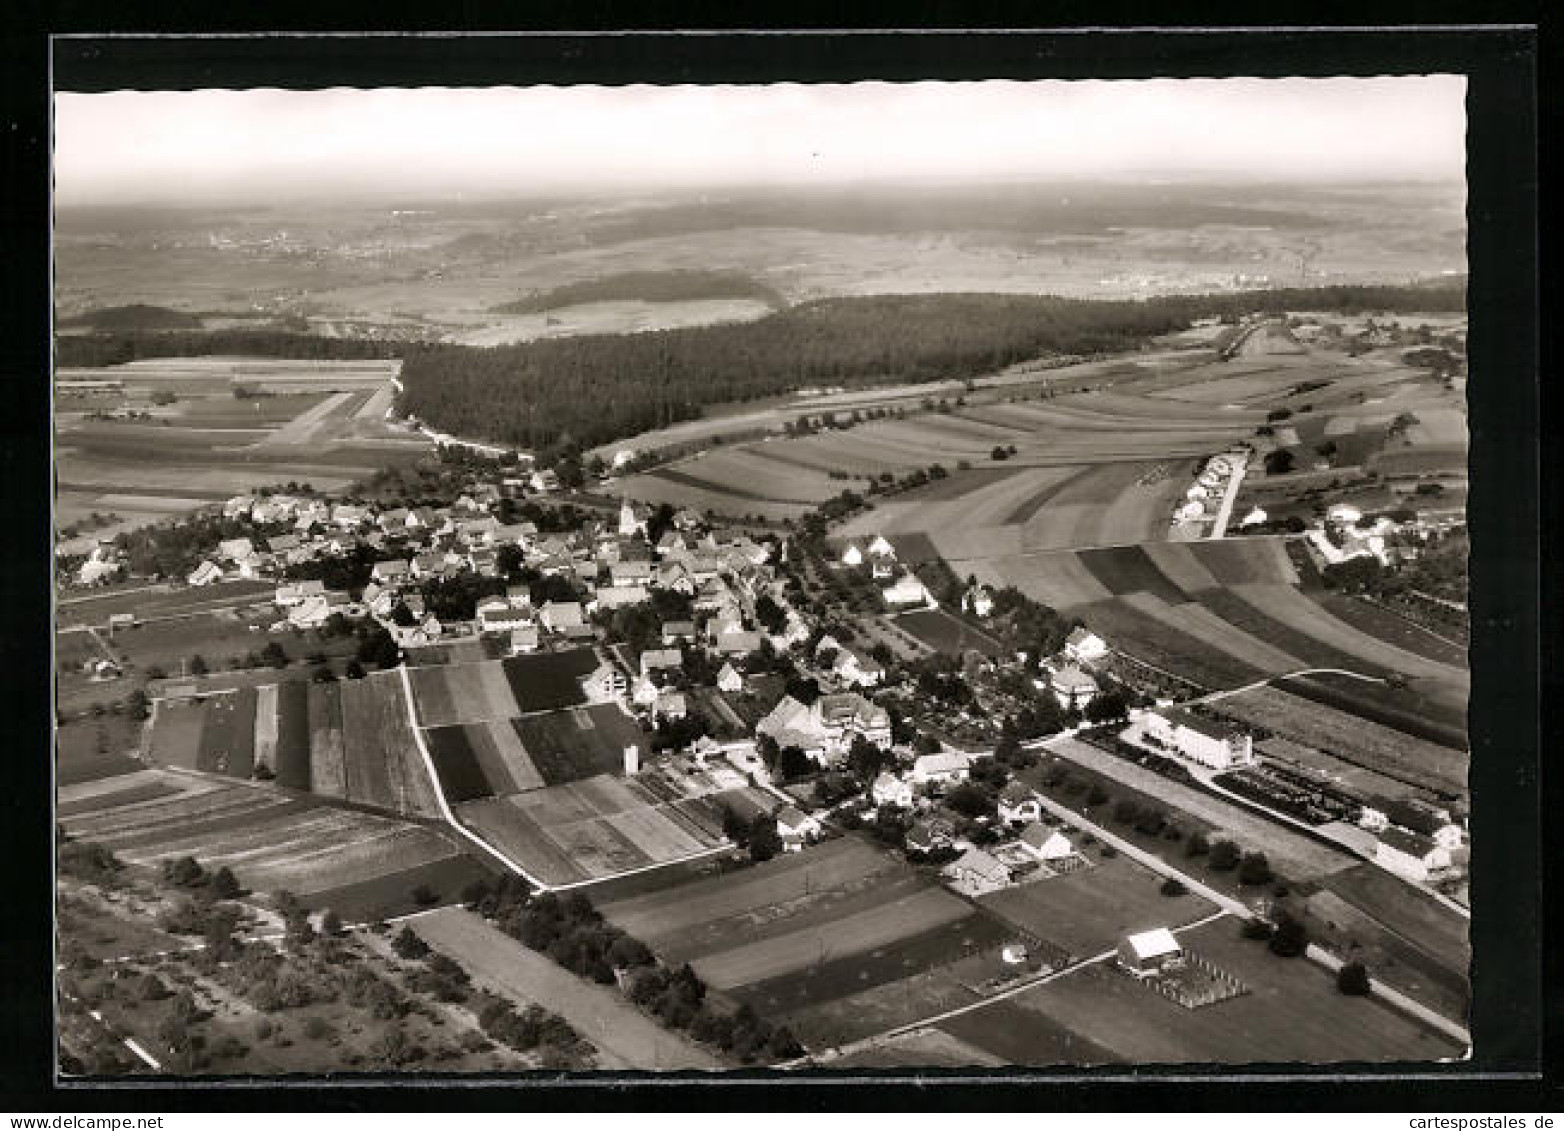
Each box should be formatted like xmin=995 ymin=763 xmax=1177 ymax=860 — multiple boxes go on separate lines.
xmin=57 ymin=766 xmax=475 ymax=898
xmin=339 ymin=672 xmax=443 ymax=817
xmin=599 ymin=837 xmax=904 ymax=952
xmin=693 ymin=885 xmax=974 ymax=991
xmin=456 ymin=774 xmax=730 ymax=887
xmin=1069 ymin=597 xmax=1266 ymax=690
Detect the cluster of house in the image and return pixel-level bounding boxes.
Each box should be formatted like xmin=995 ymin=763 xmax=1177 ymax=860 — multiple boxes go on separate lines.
xmin=1304 ymin=502 xmax=1422 ymax=569
xmin=178 ymin=490 xmax=786 ymax=649
xmin=837 ymin=535 xmax=935 ymax=609
xmin=1359 ymin=796 xmax=1468 ymax=884
xmin=1172 ymin=449 xmax=1248 ymax=532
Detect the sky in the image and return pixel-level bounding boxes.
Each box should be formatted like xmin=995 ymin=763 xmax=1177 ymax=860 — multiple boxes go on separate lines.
xmin=53 ymin=77 xmax=1467 ymax=206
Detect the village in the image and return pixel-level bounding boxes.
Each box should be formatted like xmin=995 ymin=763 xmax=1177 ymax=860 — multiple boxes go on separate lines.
xmin=64 ymin=440 xmax=1470 ymax=920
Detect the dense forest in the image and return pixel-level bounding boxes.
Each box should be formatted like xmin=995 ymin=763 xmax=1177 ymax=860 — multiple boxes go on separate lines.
xmin=55 ymin=329 xmax=405 ymax=368
xmin=490 ymin=270 xmax=785 ymax=314
xmin=57 ymin=304 xmax=205 ymax=331
xmin=397 ymin=284 xmax=1467 ymax=454
xmin=55 ymin=282 xmax=1465 ymax=457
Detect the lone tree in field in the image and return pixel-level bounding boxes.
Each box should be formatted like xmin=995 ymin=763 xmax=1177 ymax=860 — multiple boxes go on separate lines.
xmin=392 ymin=926 xmax=430 ymax=960
xmin=1337 ymin=961 xmax=1372 ymax=996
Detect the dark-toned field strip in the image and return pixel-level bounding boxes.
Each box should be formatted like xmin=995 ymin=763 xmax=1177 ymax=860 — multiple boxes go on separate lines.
xmin=1315 ymin=594 xmax=1468 ymax=668
xmin=895 ymin=609 xmax=1006 ymax=657
xmin=228 ymin=687 xmax=257 ymax=779
xmin=500 ymin=649 xmax=596 ymax=713
xmin=648 ymin=465 xmax=816 ymax=504
xmin=1077 ymin=545 xmax=1192 ymax=607
xmin=1195 ymin=588 xmax=1391 ymax=679
xmin=100 ymin=798 xmax=318 ymax=854
xmin=656 ymin=870 xmax=935 ymax=965
xmin=423 ymin=726 xmax=494 ymax=804
xmin=511 ymin=705 xmax=640 ymax=786
xmin=1003 ymin=466 xmax=1097 ymax=525
xmin=1073 ymin=598 xmax=1264 ymax=690
xmin=194 ymin=695 xmax=238 ymax=776
xmin=299 ymin=853 xmax=497 ymax=922
xmin=57 ymin=751 xmax=144 ymax=788
xmin=939 ymin=999 xmax=1121 ymax=1067
xmin=1282 ymin=674 xmax=1467 ymax=753
xmin=56 ymin=779 xmax=181 ymax=818
xmin=273 ymin=681 xmax=312 ymax=790
xmin=726 ymin=910 xmax=1014 ymax=1021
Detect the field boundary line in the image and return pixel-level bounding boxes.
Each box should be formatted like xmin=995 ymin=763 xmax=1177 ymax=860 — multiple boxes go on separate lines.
xmin=395 ymin=663 xmax=552 ymax=889
xmin=1303 ymin=943 xmax=1471 ymax=1048
xmin=549 ymin=841 xmax=737 ymax=893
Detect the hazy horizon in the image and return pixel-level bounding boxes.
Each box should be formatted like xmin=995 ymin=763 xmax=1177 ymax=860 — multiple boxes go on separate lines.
xmin=54 ymin=77 xmax=1467 ymax=208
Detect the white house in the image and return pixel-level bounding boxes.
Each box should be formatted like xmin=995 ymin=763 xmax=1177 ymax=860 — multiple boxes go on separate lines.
xmin=1142 ymin=709 xmax=1255 ymax=770
xmin=274 ymin=579 xmax=325 ymax=608
xmin=582 ymin=662 xmax=628 ymax=703
xmin=1375 ymin=827 xmax=1452 ymax=883
xmin=776 ymin=806 xmax=822 ymax=852
xmin=1118 ymin=928 xmax=1183 ymax=977
xmin=594 ymin=584 xmax=651 ymax=610
xmin=1064 ymin=627 xmax=1109 ymax=664
xmin=653 ymin=689 xmax=688 ymax=721
xmin=871 ymin=772 xmax=914 ymax=809
xmin=476 ymin=597 xmax=534 ymax=635
xmin=911 ymin=751 xmax=972 ymax=788
xmin=508 ymin=624 xmax=540 ymax=654
xmin=942 ymin=847 xmax=1012 ymax=896
xmin=539 ymin=601 xmax=586 ymax=634
xmin=187 ymin=560 xmax=224 ymax=587
xmin=631 ymin=675 xmax=661 ymax=708
xmin=618 ymin=499 xmax=651 ymax=537
xmin=1049 ymin=664 xmax=1100 ymax=710
xmin=832 ymin=648 xmax=884 ymax=689
xmin=756 ymin=692 xmax=893 ymax=764
xmin=882 ymin=574 xmax=934 ymax=608
xmin=370 ymin=559 xmax=412 ymax=585
xmin=997 ymin=781 xmax=1041 ymax=825
xmin=1018 ymin=823 xmax=1074 ymax=862
xmin=840 ymin=542 xmax=864 ymax=568
xmin=716 ymin=662 xmax=744 ymax=694
xmin=640 ymin=647 xmax=684 ymax=678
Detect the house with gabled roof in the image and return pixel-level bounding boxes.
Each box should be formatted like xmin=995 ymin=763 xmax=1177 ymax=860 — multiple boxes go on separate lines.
xmin=716 ymin=662 xmax=744 ymax=694
xmin=871 ymin=772 xmax=914 ymax=809
xmin=998 ymin=781 xmax=1041 ymax=825
xmin=1018 ymin=823 xmax=1074 ymax=862
xmin=776 ymin=805 xmax=822 ymax=852
xmin=640 ymin=647 xmax=684 ymax=678
xmin=1064 ymin=626 xmax=1109 ymax=664
xmin=943 ymin=847 xmax=1011 ymax=896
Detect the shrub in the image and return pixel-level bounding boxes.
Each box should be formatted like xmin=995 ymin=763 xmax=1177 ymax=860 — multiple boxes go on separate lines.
xmin=1337 ymin=961 xmax=1372 ymax=996
xmin=1159 ymin=878 xmax=1188 ymax=897
xmin=1268 ymin=914 xmax=1309 ymax=958
xmin=1208 ymin=839 xmax=1241 ymax=871
xmin=1238 ymin=851 xmax=1273 ymax=887
xmin=1241 ymin=918 xmax=1275 ymax=941
xmin=1098 ymin=844 xmax=1118 ymax=858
